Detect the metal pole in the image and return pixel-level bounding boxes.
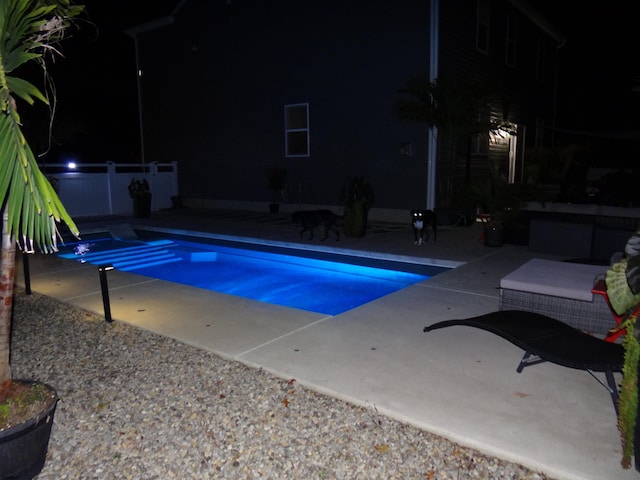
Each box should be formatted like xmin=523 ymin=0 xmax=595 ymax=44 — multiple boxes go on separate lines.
xmin=132 ymin=35 xmax=146 ymax=165
xmin=426 ymin=0 xmax=440 ymax=211
xmin=22 ymin=252 xmax=31 ymax=295
xmin=98 ymin=264 xmax=115 ymax=323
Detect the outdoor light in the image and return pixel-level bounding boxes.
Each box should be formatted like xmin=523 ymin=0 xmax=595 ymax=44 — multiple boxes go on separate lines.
xmin=98 ymin=264 xmax=115 ymax=322
xmin=67 ymin=161 xmax=76 ymax=170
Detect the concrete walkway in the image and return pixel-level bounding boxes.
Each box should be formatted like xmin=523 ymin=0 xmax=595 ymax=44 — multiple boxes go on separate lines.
xmin=16 ymin=209 xmax=636 ymax=480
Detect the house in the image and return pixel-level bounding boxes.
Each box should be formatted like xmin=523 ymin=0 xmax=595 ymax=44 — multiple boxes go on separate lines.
xmin=127 ymin=0 xmax=564 ymax=222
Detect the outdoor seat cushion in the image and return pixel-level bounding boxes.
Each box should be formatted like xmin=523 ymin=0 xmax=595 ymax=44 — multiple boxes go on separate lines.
xmin=499 ymin=258 xmax=606 ymax=302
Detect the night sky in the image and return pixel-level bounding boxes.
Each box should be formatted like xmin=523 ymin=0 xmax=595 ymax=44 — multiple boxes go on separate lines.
xmin=29 ymin=1 xmax=640 ymax=165
xmin=26 ymin=0 xmax=176 ymax=165
xmin=542 ymin=4 xmax=640 ymax=133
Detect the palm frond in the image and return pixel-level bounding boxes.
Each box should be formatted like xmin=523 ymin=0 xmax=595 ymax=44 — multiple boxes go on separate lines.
xmin=6 ymin=76 xmax=48 ymax=105
xmin=0 ymin=0 xmax=82 ymax=251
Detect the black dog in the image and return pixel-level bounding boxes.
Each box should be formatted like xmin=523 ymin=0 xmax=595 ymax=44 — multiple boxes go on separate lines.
xmin=292 ymin=209 xmax=340 ymax=241
xmin=411 ymin=209 xmax=437 ymax=245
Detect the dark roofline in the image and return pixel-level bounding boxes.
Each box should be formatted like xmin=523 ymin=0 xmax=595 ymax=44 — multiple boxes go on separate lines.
xmin=124 ymin=0 xmax=189 ymax=36
xmin=507 ymin=0 xmax=566 ymax=46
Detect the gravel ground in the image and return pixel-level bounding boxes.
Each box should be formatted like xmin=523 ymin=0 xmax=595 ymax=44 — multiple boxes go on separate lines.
xmin=11 ymin=290 xmax=553 ymax=479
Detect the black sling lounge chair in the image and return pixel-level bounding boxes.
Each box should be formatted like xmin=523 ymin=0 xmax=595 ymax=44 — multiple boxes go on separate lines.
xmin=424 ymin=310 xmax=624 ymax=414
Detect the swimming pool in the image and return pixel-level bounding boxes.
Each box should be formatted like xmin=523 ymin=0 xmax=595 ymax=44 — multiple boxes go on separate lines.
xmin=57 ymin=236 xmax=446 ymax=315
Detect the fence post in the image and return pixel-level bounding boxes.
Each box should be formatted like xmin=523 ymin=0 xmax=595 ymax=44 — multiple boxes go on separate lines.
xmin=107 ymin=161 xmax=116 ymax=215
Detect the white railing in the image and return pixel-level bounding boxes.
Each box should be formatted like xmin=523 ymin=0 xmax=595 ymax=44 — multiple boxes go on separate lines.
xmin=41 ymin=161 xmax=179 ymax=218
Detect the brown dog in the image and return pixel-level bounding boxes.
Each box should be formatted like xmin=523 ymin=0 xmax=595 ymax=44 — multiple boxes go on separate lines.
xmin=292 ymin=209 xmax=340 ymax=241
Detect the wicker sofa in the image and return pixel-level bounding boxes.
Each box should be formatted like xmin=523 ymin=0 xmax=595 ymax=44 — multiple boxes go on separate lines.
xmin=499 ymin=258 xmax=616 ymax=337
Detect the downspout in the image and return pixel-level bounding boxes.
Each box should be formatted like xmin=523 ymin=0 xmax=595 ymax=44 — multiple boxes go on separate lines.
xmin=426 ymin=0 xmax=439 ymax=210
xmin=551 ymin=37 xmax=567 ymax=146
xmin=125 ymin=16 xmax=177 ymax=164
xmin=131 ymin=34 xmax=145 ymax=164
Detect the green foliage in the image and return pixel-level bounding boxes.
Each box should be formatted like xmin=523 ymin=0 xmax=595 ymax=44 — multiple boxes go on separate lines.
xmin=0 ymin=381 xmax=50 ymax=427
xmin=608 ymin=231 xmax=640 ymax=316
xmin=396 ymin=75 xmax=513 ymax=207
xmin=339 ymin=176 xmax=374 ymax=237
xmin=606 ymin=229 xmax=640 ymax=468
xmin=619 ymin=314 xmax=639 ymax=469
xmin=396 ymin=75 xmax=502 ymax=140
xmin=266 ymin=166 xmax=287 ymax=203
xmin=463 ymin=160 xmax=532 ymax=227
xmin=0 ymin=0 xmax=83 ymax=389
xmin=0 ymin=0 xmax=82 ymax=252
xmin=128 ymin=178 xmax=151 ymax=198
xmin=339 ymin=176 xmax=374 ymax=210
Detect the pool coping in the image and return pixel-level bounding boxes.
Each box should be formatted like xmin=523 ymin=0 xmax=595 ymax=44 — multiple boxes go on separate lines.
xmin=133 ymin=225 xmax=465 ymax=269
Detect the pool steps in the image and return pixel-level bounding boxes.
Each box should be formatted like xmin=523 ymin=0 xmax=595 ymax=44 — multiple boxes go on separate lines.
xmin=59 ymin=240 xmax=182 ymax=272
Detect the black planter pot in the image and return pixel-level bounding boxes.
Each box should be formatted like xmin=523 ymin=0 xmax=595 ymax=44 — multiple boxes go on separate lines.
xmin=132 ymin=193 xmax=152 ymax=218
xmin=343 ymin=202 xmax=369 ymax=238
xmin=0 ymin=380 xmax=58 ymax=480
xmin=484 ymin=225 xmax=504 ymax=247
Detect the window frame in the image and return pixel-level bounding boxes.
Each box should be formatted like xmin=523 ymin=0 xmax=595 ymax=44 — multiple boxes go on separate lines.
xmin=476 ymin=0 xmax=490 ymax=54
xmin=284 ymin=103 xmax=310 ymax=158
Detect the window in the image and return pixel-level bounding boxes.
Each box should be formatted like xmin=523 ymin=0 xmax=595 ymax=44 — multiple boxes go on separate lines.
xmin=471 ymin=111 xmax=490 ymax=156
xmin=476 ymin=0 xmax=490 ymax=54
xmin=536 ymin=36 xmax=545 ymax=82
xmin=505 ymin=14 xmax=516 ymax=67
xmin=471 ymin=133 xmax=489 ymax=156
xmin=284 ymin=103 xmax=309 ymax=157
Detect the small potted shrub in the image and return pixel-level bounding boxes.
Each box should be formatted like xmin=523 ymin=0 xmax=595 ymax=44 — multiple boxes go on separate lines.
xmin=465 ymin=161 xmax=538 ymax=247
xmin=266 ymin=166 xmax=287 ymax=213
xmin=339 ymin=176 xmax=375 ymax=237
xmin=128 ymin=178 xmax=152 ymax=218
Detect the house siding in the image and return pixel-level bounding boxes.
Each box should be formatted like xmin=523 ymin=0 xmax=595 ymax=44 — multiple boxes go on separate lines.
xmin=436 ymin=0 xmax=561 ymax=203
xmin=138 ymin=0 xmax=431 ymax=210
xmin=135 ymin=0 xmax=561 ymax=213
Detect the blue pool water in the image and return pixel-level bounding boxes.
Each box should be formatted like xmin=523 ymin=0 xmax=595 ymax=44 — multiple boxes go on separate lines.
xmin=58 ymin=237 xmax=444 ymax=315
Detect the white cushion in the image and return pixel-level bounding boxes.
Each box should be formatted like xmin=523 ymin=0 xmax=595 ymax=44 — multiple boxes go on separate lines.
xmin=500 ymin=258 xmax=606 ymax=302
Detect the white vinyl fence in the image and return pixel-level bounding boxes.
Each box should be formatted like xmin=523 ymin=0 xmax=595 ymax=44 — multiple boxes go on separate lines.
xmin=42 ymin=161 xmax=178 ymax=218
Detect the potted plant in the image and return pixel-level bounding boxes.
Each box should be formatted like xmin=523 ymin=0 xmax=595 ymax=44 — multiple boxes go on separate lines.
xmin=465 ymin=158 xmax=544 ymax=247
xmin=128 ymin=178 xmax=152 ymax=218
xmin=465 ymin=169 xmax=515 ymax=247
xmin=266 ymin=165 xmax=287 ymax=213
xmin=339 ymin=176 xmax=375 ymax=238
xmin=605 ymin=228 xmax=640 ymax=471
xmin=0 ymin=1 xmax=82 ymax=478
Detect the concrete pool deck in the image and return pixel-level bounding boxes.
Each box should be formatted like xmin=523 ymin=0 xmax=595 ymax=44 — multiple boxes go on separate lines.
xmin=16 ymin=208 xmax=635 ymax=480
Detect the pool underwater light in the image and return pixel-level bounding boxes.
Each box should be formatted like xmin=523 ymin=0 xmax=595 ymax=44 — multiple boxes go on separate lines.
xmin=98 ymin=264 xmax=115 ymax=322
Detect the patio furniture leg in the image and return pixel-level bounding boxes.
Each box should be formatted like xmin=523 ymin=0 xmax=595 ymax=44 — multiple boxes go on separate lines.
xmin=515 ymin=351 xmax=620 ymax=414
xmin=516 ymin=351 xmax=546 ymax=372
xmin=424 ymin=310 xmax=624 ymax=415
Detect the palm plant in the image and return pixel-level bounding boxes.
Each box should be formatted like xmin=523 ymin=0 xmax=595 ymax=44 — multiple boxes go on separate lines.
xmin=396 ymin=75 xmax=502 ymax=144
xmin=396 ymin=75 xmax=504 ymax=205
xmin=0 ymin=0 xmax=82 ymax=388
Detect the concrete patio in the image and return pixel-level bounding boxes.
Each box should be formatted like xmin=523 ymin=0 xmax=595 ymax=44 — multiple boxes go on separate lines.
xmin=15 ymin=208 xmax=636 ymax=480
